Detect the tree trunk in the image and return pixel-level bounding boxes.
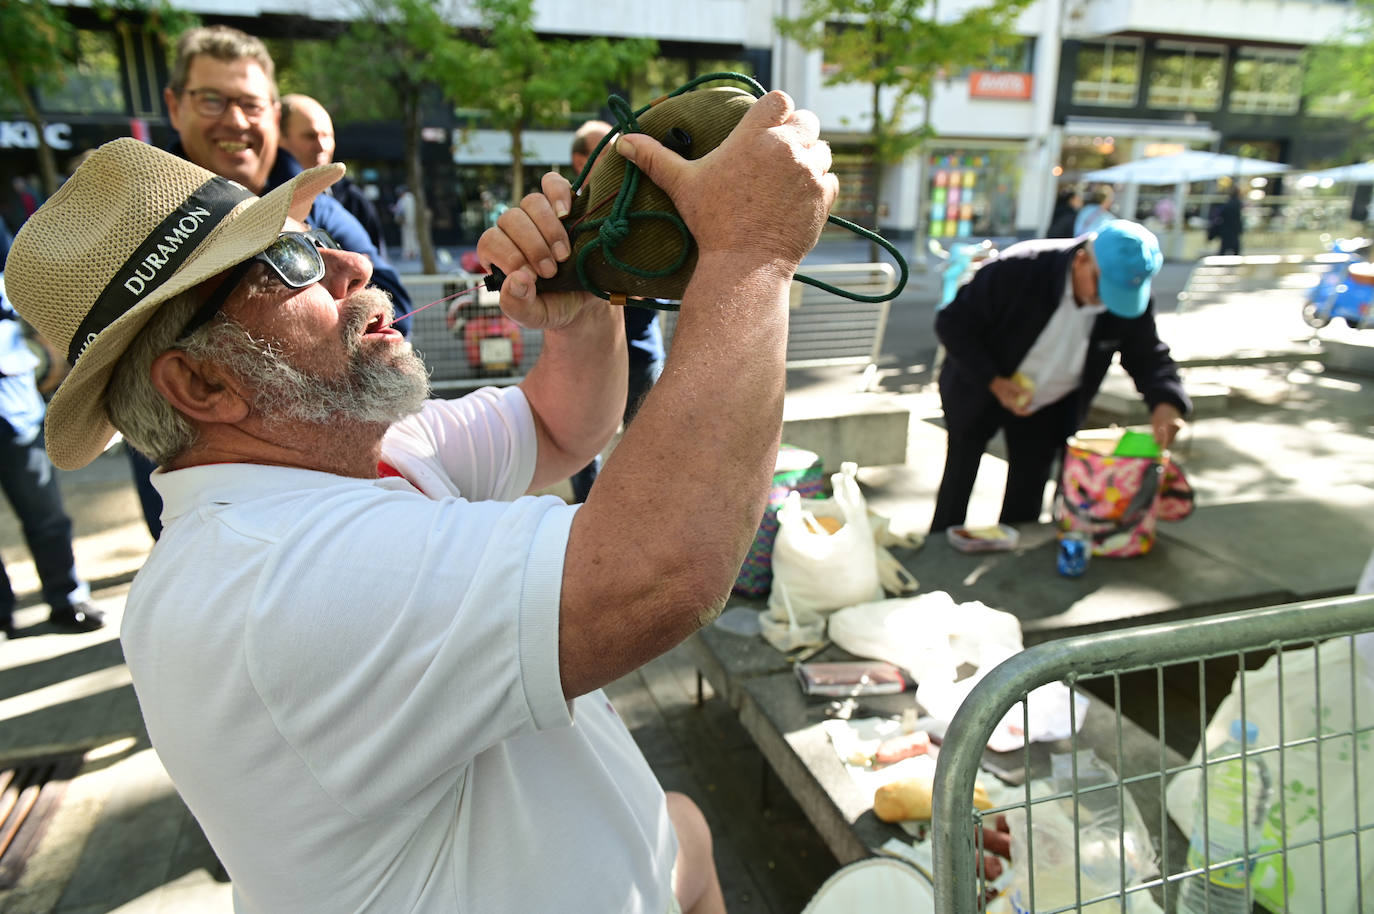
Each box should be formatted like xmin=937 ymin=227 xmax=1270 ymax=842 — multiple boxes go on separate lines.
xmin=509 ymin=127 xmax=524 ymax=202
xmin=7 ymin=63 xmax=59 ymax=197
xmin=402 ymin=91 xmax=438 ymax=275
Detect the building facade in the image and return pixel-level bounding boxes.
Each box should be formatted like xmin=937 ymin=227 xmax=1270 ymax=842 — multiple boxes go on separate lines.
xmin=0 ymin=0 xmax=1366 ymax=247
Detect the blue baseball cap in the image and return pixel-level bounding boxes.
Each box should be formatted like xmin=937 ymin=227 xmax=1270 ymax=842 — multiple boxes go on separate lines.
xmin=1090 ymin=220 xmax=1162 ymax=319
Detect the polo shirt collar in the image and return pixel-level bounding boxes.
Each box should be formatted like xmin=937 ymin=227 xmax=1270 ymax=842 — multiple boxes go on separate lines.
xmin=152 ymin=461 xmax=417 ymax=525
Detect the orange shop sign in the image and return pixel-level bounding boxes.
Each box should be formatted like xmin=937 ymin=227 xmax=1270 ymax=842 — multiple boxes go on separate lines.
xmin=968 ymin=71 xmax=1033 ymax=100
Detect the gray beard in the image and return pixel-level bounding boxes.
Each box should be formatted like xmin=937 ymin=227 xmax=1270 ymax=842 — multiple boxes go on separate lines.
xmin=198 ymin=288 xmax=430 ymax=428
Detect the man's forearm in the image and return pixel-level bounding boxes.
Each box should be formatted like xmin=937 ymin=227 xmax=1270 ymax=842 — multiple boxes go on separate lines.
xmin=557 ymin=252 xmax=792 ymax=695
xmin=520 ymin=298 xmax=626 ymax=491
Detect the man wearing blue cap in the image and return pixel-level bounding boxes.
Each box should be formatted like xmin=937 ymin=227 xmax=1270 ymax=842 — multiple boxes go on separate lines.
xmin=930 ymin=220 xmax=1191 ymax=533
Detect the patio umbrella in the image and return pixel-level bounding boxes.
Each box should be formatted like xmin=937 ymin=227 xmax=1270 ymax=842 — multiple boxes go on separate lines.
xmin=1081 ymin=150 xmax=1289 ymax=185
xmin=1298 ymin=161 xmax=1374 ymax=183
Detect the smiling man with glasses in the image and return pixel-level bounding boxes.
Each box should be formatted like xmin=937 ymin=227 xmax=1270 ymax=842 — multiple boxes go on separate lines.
xmin=162 ymin=25 xmax=412 ymax=337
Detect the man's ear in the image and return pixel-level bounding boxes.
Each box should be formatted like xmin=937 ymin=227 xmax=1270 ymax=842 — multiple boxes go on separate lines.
xmin=164 ymin=86 xmax=183 ymax=133
xmin=149 ymin=349 xmax=251 ymax=425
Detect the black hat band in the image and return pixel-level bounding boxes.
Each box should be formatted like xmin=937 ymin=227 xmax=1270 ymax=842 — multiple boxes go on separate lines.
xmin=68 ymin=175 xmax=254 ymax=366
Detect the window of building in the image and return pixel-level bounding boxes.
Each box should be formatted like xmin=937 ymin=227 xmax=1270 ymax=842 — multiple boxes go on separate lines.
xmin=36 ymin=30 xmax=125 ymax=115
xmin=970 ymin=37 xmax=1036 ymax=74
xmin=1073 ymin=40 xmax=1142 ymax=107
xmin=1229 ymin=48 xmax=1301 ymax=115
xmin=1147 ymin=42 xmax=1224 ymax=111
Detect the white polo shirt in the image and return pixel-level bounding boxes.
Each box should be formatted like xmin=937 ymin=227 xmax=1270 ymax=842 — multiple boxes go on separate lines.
xmin=122 ymin=386 xmax=675 ymax=913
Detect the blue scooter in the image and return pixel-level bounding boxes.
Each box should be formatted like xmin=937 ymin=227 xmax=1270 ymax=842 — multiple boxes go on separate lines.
xmin=1304 ymin=237 xmax=1374 ymax=329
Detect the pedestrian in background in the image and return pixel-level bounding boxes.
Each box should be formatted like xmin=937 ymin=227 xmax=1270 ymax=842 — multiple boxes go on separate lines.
xmin=393 ymin=186 xmax=419 ymax=260
xmin=280 ymin=93 xmax=388 ymax=256
xmin=1212 ymin=185 xmax=1243 ymax=255
xmin=566 ymin=119 xmax=666 ymax=504
xmin=1074 ymin=185 xmax=1115 ymax=236
xmin=10 ymin=177 xmax=39 ymax=228
xmin=0 ymin=205 xmax=102 ymax=638
xmin=930 ymin=220 xmax=1190 ymax=533
xmin=1047 ymin=187 xmax=1082 ymax=238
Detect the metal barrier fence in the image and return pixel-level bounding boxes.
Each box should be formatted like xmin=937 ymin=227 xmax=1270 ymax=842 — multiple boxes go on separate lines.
xmin=400 ymin=262 xmax=897 ymax=393
xmin=930 ymin=593 xmax=1374 ymax=913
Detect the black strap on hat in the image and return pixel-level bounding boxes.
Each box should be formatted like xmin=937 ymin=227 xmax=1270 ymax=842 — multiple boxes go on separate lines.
xmin=68 ymin=175 xmax=254 ymax=366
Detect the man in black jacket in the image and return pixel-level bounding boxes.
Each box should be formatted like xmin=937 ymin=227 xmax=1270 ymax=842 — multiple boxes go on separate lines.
xmin=931 ymin=220 xmax=1190 ymax=533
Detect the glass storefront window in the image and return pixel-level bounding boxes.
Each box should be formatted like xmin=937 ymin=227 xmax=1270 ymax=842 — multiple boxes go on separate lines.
xmin=925 ymin=149 xmax=1020 ymax=239
xmin=36 ymin=30 xmax=125 ymax=115
xmin=1073 ymin=40 xmax=1142 ymax=107
xmin=1147 ymin=42 xmax=1223 ymax=111
xmin=1229 ymin=48 xmax=1301 ymax=115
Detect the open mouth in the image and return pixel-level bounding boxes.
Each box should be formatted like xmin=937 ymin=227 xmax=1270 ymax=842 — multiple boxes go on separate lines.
xmin=364 ymin=313 xmax=393 ymax=336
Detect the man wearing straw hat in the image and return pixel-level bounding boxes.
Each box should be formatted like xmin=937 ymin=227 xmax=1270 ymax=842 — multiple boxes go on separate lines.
xmin=5 ymin=87 xmax=835 ymax=913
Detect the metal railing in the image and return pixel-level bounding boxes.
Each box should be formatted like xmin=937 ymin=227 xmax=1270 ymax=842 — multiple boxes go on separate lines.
xmin=931 ymin=593 xmax=1374 ymax=913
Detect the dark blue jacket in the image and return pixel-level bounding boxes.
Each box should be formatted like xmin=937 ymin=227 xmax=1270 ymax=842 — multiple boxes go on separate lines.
xmin=935 ymin=236 xmax=1191 ymax=426
xmin=168 ymin=142 xmax=413 ymax=336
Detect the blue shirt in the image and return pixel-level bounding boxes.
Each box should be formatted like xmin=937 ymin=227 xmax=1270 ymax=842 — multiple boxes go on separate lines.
xmin=0 ymin=288 xmax=46 ymax=445
xmin=168 ymin=142 xmax=413 ymax=337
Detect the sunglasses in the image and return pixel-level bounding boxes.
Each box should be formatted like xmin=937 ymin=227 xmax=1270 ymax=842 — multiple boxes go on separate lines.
xmin=178 ymin=228 xmax=340 ymax=341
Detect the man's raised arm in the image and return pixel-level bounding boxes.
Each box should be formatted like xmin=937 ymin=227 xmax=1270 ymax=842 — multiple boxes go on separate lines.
xmin=564 ymin=92 xmax=834 ymax=697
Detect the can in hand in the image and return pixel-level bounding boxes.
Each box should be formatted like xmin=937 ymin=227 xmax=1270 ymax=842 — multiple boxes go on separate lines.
xmin=1057 ymin=530 xmax=1090 ymax=577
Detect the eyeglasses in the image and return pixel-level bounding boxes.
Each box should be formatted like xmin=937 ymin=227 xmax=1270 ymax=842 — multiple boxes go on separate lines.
xmin=184 ymin=88 xmax=273 ymax=120
xmin=178 ymin=228 xmax=340 ymax=341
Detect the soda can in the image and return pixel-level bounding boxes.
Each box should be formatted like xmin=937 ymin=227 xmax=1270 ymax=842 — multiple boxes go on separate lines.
xmin=1057 ymin=531 xmax=1090 ymax=577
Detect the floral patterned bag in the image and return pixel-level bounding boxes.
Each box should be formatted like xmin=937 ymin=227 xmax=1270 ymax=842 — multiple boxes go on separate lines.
xmin=1056 ymin=432 xmax=1194 ymax=558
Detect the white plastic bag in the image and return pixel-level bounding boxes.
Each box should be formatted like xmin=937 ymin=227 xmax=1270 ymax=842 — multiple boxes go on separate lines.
xmin=1165 ymin=637 xmax=1374 ymax=914
xmin=1008 ymin=750 xmax=1161 ymax=913
xmin=828 ymin=593 xmax=1087 ymax=751
xmin=766 ymin=462 xmax=882 ymax=620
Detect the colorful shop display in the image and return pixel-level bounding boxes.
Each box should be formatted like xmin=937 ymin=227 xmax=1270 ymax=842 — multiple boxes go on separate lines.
xmin=926 ymin=151 xmax=1019 ymax=240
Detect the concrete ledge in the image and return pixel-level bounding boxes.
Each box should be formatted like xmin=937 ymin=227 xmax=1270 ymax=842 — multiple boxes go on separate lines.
xmin=1324 ymin=338 xmax=1374 ymax=376
xmin=782 ymin=394 xmax=910 ymax=470
xmin=1089 ymin=376 xmax=1231 ymax=424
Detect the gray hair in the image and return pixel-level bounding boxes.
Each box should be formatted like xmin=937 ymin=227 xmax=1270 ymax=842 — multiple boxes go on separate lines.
xmin=168 ymin=25 xmax=277 ymax=98
xmin=106 ymin=290 xmax=204 ymax=465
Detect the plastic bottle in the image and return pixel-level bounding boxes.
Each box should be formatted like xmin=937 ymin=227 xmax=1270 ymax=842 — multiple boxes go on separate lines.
xmin=1177 ymin=719 xmax=1272 ymax=914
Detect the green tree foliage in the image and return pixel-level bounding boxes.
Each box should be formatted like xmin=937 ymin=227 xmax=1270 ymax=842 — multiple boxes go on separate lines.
xmin=0 ymin=0 xmax=76 ymax=195
xmin=1305 ymin=2 xmax=1374 ymax=154
xmin=279 ymin=0 xmax=469 ymax=274
xmin=0 ymin=0 xmax=193 ymax=196
xmin=432 ymin=0 xmax=657 ymax=201
xmin=776 ymin=0 xmax=1033 ymax=228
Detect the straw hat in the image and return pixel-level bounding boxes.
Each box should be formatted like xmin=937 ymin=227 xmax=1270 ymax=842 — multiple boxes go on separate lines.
xmin=5 ymin=138 xmax=343 ymax=470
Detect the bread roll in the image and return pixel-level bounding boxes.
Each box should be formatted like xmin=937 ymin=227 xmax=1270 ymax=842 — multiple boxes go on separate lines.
xmin=873 ymin=776 xmax=992 ymax=822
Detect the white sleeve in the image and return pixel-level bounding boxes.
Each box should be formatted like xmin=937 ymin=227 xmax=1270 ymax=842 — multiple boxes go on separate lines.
xmin=381 ymin=387 xmax=537 ymax=500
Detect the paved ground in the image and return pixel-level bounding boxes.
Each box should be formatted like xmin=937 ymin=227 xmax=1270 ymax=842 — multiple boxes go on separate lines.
xmin=1 ymin=251 xmax=1371 ymax=911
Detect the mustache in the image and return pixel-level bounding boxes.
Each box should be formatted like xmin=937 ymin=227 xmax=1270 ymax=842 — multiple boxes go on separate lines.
xmin=342 ymin=287 xmax=395 ymax=337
